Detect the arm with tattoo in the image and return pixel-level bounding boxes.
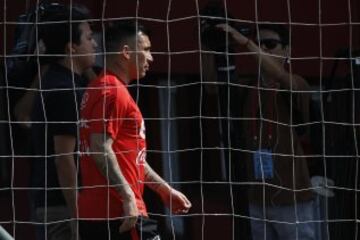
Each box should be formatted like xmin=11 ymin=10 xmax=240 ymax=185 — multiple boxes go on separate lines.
xmin=89 ymin=133 xmax=138 ymax=232
xmin=144 ymin=162 xmax=191 ymax=214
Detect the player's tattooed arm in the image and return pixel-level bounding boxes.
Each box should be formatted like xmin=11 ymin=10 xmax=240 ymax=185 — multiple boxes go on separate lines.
xmin=144 ymin=162 xmax=192 ymax=214
xmin=144 ymin=162 xmax=171 ymax=194
xmin=89 ymin=133 xmax=134 ymax=199
xmin=90 ymin=133 xmax=139 ymax=232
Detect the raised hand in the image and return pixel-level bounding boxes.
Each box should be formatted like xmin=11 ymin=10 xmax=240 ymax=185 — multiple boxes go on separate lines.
xmin=216 ymin=23 xmax=249 ymax=46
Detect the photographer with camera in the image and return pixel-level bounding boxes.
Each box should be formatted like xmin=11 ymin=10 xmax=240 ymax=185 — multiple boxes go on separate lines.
xmin=217 ymin=23 xmax=315 ymax=240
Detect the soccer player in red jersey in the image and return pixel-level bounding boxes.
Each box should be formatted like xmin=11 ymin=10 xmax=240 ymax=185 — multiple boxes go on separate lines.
xmin=78 ymin=21 xmax=191 ymax=240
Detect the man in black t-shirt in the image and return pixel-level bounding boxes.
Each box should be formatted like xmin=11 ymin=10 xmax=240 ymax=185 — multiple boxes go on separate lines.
xmin=30 ymin=4 xmax=97 ymax=240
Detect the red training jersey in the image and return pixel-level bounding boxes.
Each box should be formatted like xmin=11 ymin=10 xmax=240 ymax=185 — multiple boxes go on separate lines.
xmin=78 ymin=71 xmax=147 ymax=219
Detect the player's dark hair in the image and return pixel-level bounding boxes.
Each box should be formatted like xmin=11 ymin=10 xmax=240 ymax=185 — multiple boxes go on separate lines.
xmin=39 ymin=4 xmax=91 ymax=58
xmin=258 ymin=24 xmax=289 ymax=47
xmin=105 ymin=20 xmax=149 ymax=53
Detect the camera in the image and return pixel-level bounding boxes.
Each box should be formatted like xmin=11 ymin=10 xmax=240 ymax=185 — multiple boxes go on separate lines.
xmin=200 ymin=1 xmax=250 ymax=51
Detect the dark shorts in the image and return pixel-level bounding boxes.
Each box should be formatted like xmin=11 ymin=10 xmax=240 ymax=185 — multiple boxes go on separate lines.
xmin=79 ymin=217 xmax=160 ymax=240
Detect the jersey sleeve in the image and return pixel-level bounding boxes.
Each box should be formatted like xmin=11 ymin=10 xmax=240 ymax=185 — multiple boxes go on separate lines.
xmin=88 ymin=84 xmax=128 ymax=140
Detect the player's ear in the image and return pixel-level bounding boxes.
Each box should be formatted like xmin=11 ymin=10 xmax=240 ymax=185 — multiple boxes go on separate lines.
xmin=122 ymin=45 xmax=131 ymax=60
xmin=65 ymin=42 xmax=76 ymax=55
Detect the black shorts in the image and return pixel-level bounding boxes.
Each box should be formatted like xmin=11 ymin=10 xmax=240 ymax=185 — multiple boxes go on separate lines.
xmin=79 ymin=217 xmax=160 ymax=240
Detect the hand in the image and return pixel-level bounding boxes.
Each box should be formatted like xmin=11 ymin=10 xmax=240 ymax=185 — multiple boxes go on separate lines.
xmin=119 ymin=194 xmax=139 ymax=233
xmin=216 ymin=24 xmax=249 ymax=46
xmin=163 ymin=188 xmax=192 ymax=214
xmin=311 ymin=176 xmax=335 ymax=198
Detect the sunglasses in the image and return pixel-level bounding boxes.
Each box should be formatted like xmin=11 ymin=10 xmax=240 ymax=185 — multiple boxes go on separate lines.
xmin=257 ymin=39 xmax=284 ymax=50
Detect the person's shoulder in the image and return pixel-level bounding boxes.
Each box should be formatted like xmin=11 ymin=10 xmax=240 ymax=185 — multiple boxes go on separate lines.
xmin=92 ymin=73 xmax=122 ymax=85
xmin=104 ymin=74 xmax=125 ymax=87
xmin=88 ymin=73 xmax=129 ymax=98
xmin=42 ymin=63 xmax=74 ymax=89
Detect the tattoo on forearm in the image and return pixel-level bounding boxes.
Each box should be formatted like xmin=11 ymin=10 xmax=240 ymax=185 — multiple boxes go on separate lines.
xmin=91 ymin=141 xmax=132 ymax=196
xmin=144 ymin=163 xmax=168 ymax=193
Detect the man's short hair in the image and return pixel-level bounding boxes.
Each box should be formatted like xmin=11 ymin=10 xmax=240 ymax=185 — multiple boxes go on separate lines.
xmin=105 ymin=20 xmax=149 ymax=54
xmin=258 ymin=24 xmax=289 ymax=47
xmin=39 ymin=4 xmax=91 ymax=58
